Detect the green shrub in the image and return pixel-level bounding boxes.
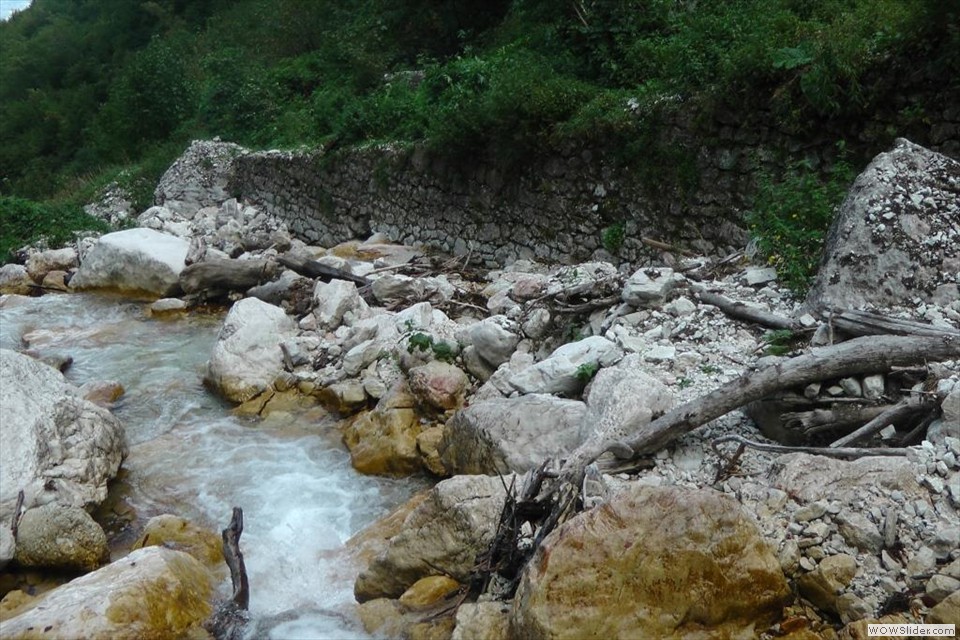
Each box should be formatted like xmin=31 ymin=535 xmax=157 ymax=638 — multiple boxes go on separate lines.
xmin=746 ymin=146 xmax=857 ymax=294
xmin=0 ymin=196 xmax=109 ymax=262
xmin=600 ymin=222 xmax=625 ymax=254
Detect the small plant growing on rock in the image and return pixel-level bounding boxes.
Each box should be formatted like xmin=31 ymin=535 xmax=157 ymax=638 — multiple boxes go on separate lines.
xmin=406 ymin=332 xmax=456 ymax=363
xmin=601 ymin=223 xmax=625 ymax=254
xmin=762 ymin=329 xmax=802 ymax=356
xmin=575 ymin=362 xmax=600 ymax=383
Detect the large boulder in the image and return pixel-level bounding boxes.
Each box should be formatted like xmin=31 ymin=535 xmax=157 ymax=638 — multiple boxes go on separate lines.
xmin=13 ymin=504 xmax=109 ymax=571
xmin=205 ymin=297 xmax=296 ymax=403
xmin=69 ymin=228 xmax=189 ymax=297
xmin=0 ymin=349 xmax=126 ymax=535
xmin=466 ymin=316 xmax=520 ymax=368
xmin=440 ymin=395 xmax=586 ymax=475
xmin=806 ymin=139 xmax=960 ymax=311
xmin=342 ymin=384 xmax=423 ymax=476
xmin=507 ymin=336 xmax=623 ymax=396
xmin=354 ymin=475 xmax=508 ymax=601
xmin=154 ymin=139 xmax=246 ymax=215
xmin=0 ymin=546 xmax=215 ymax=639
xmin=25 ymin=247 xmax=79 ymax=283
xmin=771 ymin=453 xmax=924 ymax=504
xmin=511 ymin=485 xmax=791 ymax=639
xmin=0 ymin=264 xmax=33 ymax=295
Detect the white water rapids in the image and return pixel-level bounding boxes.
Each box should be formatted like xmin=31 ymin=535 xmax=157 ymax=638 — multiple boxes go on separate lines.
xmin=0 ymin=293 xmax=426 ymax=639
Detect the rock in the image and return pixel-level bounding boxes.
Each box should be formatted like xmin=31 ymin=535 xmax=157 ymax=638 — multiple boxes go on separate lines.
xmin=416 ymin=426 xmax=448 ymax=476
xmin=837 ymin=510 xmax=884 ymax=554
xmin=342 ymin=383 xmax=423 ymax=476
xmin=0 ymin=264 xmax=33 ymax=295
xmin=461 ymin=346 xmax=497 ymax=382
xmin=357 ymin=598 xmax=455 ymax=640
xmin=925 ymin=574 xmax=960 ymax=603
xmin=399 ymin=575 xmax=461 ymax=609
xmin=452 ymin=602 xmax=511 ymax=640
xmin=39 ymin=269 xmax=69 ymax=291
xmin=316 ymin=380 xmax=368 ymax=415
xmin=313 ymin=279 xmax=367 ymax=330
xmin=440 ymin=395 xmax=586 ymax=475
xmin=835 ymin=593 xmax=872 ymax=624
xmin=664 ymin=295 xmax=697 ymax=317
xmin=927 ymin=590 xmax=960 ymax=625
xmin=942 ymin=385 xmax=960 ymax=429
xmin=797 ymin=554 xmax=858 ymax=615
xmin=511 ymin=485 xmax=790 ymax=639
xmin=0 ymin=546 xmax=214 ymax=639
xmin=26 ymin=247 xmax=78 ymax=283
xmin=507 ymin=336 xmax=623 ymax=396
xmin=0 ymin=526 xmax=14 ymax=570
xmin=806 ymin=139 xmax=960 ymax=311
xmin=840 ymin=615 xmax=911 ymax=640
xmin=154 ymin=139 xmax=246 ymax=215
xmin=930 ymin=527 xmax=960 ymax=560
xmin=345 ymin=491 xmax=430 ymax=570
xmin=467 ymin=317 xmax=520 ymax=368
xmin=0 ymin=350 xmax=126 ymax=528
xmin=70 ymin=228 xmax=189 ymax=297
xmin=355 ymin=475 xmax=507 ymax=601
xmin=13 ymin=504 xmax=108 ymax=571
xmin=148 ymin=298 xmax=188 ymax=316
xmin=622 ymin=267 xmax=676 ymax=307
xmin=132 ymin=514 xmax=224 ymax=572
xmin=77 ymin=380 xmax=125 ymax=407
xmin=862 ymin=374 xmax=886 ymax=400
xmin=742 ymin=267 xmax=778 ymax=286
xmin=772 ymin=454 xmax=922 ymax=504
xmin=205 ymin=298 xmax=296 ymax=403
xmin=407 ymin=361 xmax=468 ymax=411
xmin=372 ymin=274 xmax=442 ymax=304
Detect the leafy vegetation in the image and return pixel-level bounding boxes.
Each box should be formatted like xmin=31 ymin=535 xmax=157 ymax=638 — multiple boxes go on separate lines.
xmin=0 ymin=0 xmax=956 ymax=257
xmin=747 ymin=146 xmax=857 ymax=293
xmin=762 ymin=329 xmax=804 ymax=356
xmin=575 ymin=361 xmax=600 ymax=383
xmin=406 ymin=332 xmax=456 ymax=363
xmin=0 ymin=196 xmax=108 ymax=261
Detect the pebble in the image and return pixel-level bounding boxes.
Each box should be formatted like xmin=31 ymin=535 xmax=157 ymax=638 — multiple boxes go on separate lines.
xmin=799 ymin=557 xmax=817 ymax=572
xmin=795 ymin=502 xmax=828 ymax=522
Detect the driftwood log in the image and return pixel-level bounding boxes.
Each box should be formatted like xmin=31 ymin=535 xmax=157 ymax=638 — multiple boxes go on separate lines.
xmin=832 ymin=310 xmax=960 ymax=339
xmin=695 ymin=288 xmax=801 ymax=331
xmin=204 ymin=507 xmax=251 ymax=640
xmin=180 ymin=258 xmax=280 ymax=299
xmin=277 ymin=254 xmax=371 ymax=287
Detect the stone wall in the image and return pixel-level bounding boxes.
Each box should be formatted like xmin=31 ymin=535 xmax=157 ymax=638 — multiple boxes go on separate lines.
xmin=227 ymin=87 xmax=959 ymax=266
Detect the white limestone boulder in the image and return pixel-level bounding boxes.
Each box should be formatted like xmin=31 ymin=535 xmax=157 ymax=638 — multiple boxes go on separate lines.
xmin=440 ymin=394 xmax=586 ymax=475
xmin=0 ymin=350 xmax=126 ymax=550
xmin=205 ymin=298 xmax=296 ymax=403
xmin=466 ymin=316 xmax=520 ymax=368
xmin=25 ymin=247 xmax=79 ymax=283
xmin=508 ymin=336 xmax=623 ymax=396
xmin=314 ymin=278 xmax=367 ymax=330
xmin=69 ymin=228 xmax=189 ymax=297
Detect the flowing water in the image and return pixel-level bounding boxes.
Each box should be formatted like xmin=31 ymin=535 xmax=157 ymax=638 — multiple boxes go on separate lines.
xmin=0 ymin=292 xmax=426 ymax=639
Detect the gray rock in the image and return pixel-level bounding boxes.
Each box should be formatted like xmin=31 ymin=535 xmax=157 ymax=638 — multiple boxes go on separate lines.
xmin=13 ymin=504 xmax=108 ymax=570
xmin=772 ymin=454 xmax=922 ymax=504
xmin=468 ymin=316 xmax=520 ymax=368
xmin=742 ymin=267 xmax=778 ymax=286
xmin=26 ymin=248 xmax=78 ymax=283
xmin=622 ymin=267 xmax=676 ymax=307
xmin=930 ymin=527 xmax=960 ymax=560
xmin=440 ymin=395 xmax=586 ymax=474
xmin=0 ymin=525 xmax=13 ymax=570
xmin=314 ymin=279 xmax=367 ymax=330
xmin=907 ymin=546 xmax=938 ymax=576
xmin=0 ymin=350 xmax=126 ymax=530
xmin=0 ymin=263 xmax=33 ymax=294
xmin=794 ymin=502 xmax=828 ymax=522
xmin=205 ymin=298 xmax=296 ymax=403
xmin=863 ymin=374 xmax=886 ymax=400
xmin=155 ymin=139 xmax=246 ymax=214
xmin=664 ymin=296 xmax=697 ymax=317
xmin=926 ymin=574 xmax=960 ymax=603
xmin=508 ymin=336 xmax=623 ymax=396
xmin=839 ymin=377 xmax=863 ymax=397
xmin=70 ymin=229 xmax=189 ymax=297
xmin=837 ymin=510 xmax=883 ymax=553
xmin=805 ymin=139 xmax=960 ymax=311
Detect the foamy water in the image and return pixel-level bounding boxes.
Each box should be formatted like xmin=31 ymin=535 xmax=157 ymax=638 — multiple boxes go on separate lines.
xmin=0 ymin=293 xmax=425 ymax=638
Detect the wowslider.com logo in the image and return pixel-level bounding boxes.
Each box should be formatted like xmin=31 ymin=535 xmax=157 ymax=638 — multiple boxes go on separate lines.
xmin=868 ymin=624 xmax=955 ymax=637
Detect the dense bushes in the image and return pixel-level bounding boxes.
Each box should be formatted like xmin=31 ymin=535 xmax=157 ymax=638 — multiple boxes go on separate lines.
xmin=0 ymin=196 xmax=109 ymax=261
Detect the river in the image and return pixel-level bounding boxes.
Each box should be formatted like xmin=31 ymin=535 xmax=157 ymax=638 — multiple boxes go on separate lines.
xmin=0 ymin=292 xmax=426 ymax=639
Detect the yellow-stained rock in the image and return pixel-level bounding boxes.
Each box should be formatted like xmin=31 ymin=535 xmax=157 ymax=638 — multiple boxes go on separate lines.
xmin=399 ymin=575 xmax=461 ymax=610
xmin=342 ymin=407 xmax=422 ymax=476
xmin=234 ymin=388 xmax=316 ymax=418
xmin=839 ymin=614 xmax=912 ymax=639
xmin=417 ymin=426 xmax=448 ymax=476
xmin=357 ymin=597 xmax=455 ymax=640
xmin=317 ymin=380 xmax=368 ymax=415
xmin=452 ymin=601 xmax=511 ymax=640
xmin=14 ymin=504 xmax=109 ymax=571
xmin=798 ymin=554 xmax=859 ymax=615
xmin=926 ymin=590 xmax=960 ymax=625
xmin=346 ymin=491 xmax=430 ymax=570
xmin=0 ymin=591 xmax=35 ymax=622
xmin=133 ymin=514 xmax=224 ymax=572
xmin=79 ymin=380 xmax=125 ymax=406
xmin=511 ymin=484 xmax=791 ymax=640
xmin=0 ymin=546 xmax=214 ymax=640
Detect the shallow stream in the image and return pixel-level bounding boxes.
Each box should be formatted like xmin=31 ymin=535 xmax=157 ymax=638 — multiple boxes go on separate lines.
xmin=0 ymin=292 xmax=425 ymax=638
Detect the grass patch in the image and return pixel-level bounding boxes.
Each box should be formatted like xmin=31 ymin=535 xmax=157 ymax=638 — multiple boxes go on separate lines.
xmin=0 ymin=196 xmax=109 ymax=261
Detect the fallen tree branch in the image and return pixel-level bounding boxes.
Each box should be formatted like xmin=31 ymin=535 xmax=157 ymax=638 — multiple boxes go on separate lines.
xmin=830 ymin=396 xmax=937 ymax=448
xmin=11 ymin=489 xmax=24 ymax=539
xmin=180 ymin=258 xmax=279 ymax=299
xmin=222 ymin=507 xmax=249 ymax=610
xmin=694 ymin=287 xmax=800 ymax=331
xmin=832 ymin=310 xmax=960 ymax=339
xmin=277 ymin=253 xmax=371 ymax=287
xmin=711 ymin=434 xmax=909 ymax=459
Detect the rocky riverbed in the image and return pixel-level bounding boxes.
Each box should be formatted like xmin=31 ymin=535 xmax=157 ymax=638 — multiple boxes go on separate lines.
xmin=0 ymin=138 xmax=958 ymax=639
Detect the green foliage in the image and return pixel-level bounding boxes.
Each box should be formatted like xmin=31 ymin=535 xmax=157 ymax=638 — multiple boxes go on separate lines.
xmin=406 ymin=332 xmax=456 ymax=363
xmin=0 ymin=196 xmax=109 ymax=261
xmin=600 ymin=222 xmax=625 ymax=254
xmin=747 ymin=147 xmax=857 ymax=294
xmin=762 ymin=329 xmax=803 ymax=356
xmin=575 ymin=361 xmax=600 ymax=383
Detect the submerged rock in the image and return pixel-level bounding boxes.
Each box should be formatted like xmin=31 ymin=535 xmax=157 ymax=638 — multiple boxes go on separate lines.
xmin=511 ymin=485 xmax=791 ymax=639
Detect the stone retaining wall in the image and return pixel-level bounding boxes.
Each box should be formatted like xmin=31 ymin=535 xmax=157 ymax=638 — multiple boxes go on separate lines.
xmin=228 ymin=89 xmax=959 ymax=266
